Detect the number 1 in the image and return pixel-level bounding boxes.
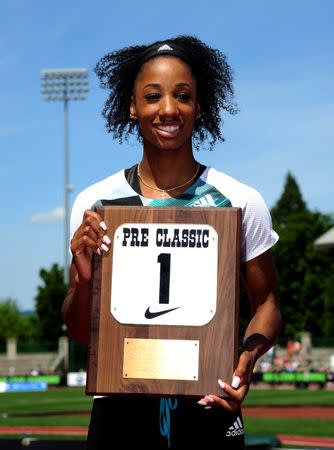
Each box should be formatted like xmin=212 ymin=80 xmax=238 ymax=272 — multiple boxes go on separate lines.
xmin=157 ymin=253 xmax=171 ymax=304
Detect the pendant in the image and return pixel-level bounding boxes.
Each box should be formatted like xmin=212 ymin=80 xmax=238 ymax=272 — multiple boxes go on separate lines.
xmin=160 ymin=190 xmax=167 ymax=199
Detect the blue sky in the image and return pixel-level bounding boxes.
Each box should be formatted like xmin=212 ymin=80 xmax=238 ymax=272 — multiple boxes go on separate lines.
xmin=1 ymin=0 xmax=333 ymax=311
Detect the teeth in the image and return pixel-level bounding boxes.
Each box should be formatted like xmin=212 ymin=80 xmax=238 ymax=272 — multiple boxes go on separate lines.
xmin=157 ymin=125 xmax=179 ymax=133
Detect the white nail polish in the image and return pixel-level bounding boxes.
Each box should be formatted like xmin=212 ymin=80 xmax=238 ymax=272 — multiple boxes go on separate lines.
xmin=96 ymin=248 xmax=101 ymax=255
xmin=197 ymin=400 xmax=207 ymax=406
xmin=232 ymin=376 xmax=241 ymax=389
xmin=100 ymin=243 xmax=109 ymax=252
xmin=99 ymin=221 xmax=107 ymax=231
xmin=218 ymin=379 xmax=225 ymax=389
xmin=103 ymin=235 xmax=111 ymax=245
xmin=205 ymin=395 xmax=214 ymax=403
xmin=204 ymin=406 xmax=212 ymax=410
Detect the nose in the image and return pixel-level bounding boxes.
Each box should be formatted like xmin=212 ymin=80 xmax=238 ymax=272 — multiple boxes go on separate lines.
xmin=159 ymin=95 xmax=179 ymax=118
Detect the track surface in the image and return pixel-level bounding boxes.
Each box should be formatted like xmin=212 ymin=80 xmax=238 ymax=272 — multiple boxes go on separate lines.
xmin=242 ymin=406 xmax=334 ymax=419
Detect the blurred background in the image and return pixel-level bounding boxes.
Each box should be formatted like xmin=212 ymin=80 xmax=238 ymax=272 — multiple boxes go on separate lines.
xmin=0 ymin=0 xmax=333 ymax=448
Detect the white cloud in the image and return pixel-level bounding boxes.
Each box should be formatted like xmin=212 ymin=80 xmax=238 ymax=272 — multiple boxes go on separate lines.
xmin=0 ymin=122 xmax=38 ymax=138
xmin=30 ymin=206 xmax=64 ymax=225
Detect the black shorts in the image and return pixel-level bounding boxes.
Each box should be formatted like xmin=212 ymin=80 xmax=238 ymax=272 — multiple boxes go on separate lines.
xmin=86 ymin=395 xmax=245 ymax=449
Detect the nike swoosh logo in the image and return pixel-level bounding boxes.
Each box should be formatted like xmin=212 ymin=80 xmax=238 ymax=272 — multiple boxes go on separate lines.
xmin=144 ymin=306 xmax=180 ymax=319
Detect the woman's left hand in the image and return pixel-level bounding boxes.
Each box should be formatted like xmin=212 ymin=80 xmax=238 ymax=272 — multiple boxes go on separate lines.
xmin=197 ymin=349 xmax=255 ymax=412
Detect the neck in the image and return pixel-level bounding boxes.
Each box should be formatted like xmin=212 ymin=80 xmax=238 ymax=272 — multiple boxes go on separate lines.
xmin=137 ymin=153 xmax=200 ymax=199
xmin=140 ymin=143 xmax=197 ymax=189
xmin=140 ymin=158 xmax=198 ymax=190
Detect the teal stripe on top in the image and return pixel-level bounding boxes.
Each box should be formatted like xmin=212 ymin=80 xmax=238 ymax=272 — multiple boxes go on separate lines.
xmin=142 ymin=178 xmax=232 ymax=208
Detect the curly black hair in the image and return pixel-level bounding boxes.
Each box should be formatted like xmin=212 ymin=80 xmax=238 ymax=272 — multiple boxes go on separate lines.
xmin=94 ymin=35 xmax=238 ymax=149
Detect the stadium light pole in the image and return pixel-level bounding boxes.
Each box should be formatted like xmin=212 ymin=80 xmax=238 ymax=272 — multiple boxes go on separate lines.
xmin=40 ymin=68 xmax=89 ymax=284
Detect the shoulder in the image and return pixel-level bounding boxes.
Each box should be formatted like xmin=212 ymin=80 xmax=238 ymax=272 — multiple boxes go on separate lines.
xmin=202 ymin=167 xmax=279 ymax=262
xmin=202 ymin=167 xmax=266 ymax=208
xmin=72 ymin=169 xmax=126 ymax=212
xmin=69 ymin=169 xmax=127 ymax=237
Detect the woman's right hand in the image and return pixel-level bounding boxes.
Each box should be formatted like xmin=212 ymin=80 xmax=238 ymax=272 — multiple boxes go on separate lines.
xmin=70 ymin=210 xmax=111 ymax=282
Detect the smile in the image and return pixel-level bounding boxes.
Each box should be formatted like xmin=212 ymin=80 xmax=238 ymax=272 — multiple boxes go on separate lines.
xmin=157 ymin=125 xmax=179 ymax=132
xmin=155 ymin=124 xmax=181 ymax=137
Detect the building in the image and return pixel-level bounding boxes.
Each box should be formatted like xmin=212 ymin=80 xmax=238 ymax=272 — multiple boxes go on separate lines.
xmin=314 ymin=226 xmax=334 ymax=250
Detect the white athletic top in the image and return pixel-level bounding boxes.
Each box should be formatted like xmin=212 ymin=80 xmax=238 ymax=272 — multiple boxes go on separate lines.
xmin=70 ymin=166 xmax=278 ymax=262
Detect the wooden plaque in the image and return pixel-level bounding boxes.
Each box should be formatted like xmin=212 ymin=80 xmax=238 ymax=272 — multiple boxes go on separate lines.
xmin=86 ymin=206 xmax=241 ymax=397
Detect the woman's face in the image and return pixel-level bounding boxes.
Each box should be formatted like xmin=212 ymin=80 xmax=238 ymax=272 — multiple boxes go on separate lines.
xmin=130 ymin=56 xmax=199 ymax=153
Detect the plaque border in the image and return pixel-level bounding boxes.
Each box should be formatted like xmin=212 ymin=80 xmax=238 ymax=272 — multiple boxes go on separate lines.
xmin=86 ymin=206 xmax=241 ymax=397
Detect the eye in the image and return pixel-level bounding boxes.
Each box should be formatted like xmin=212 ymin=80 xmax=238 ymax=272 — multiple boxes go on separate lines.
xmin=176 ymin=92 xmax=191 ymax=101
xmin=145 ymin=92 xmax=161 ymax=102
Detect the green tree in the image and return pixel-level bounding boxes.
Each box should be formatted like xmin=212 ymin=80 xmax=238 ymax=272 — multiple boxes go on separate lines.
xmin=271 ymin=171 xmax=307 ymax=225
xmin=34 ymin=263 xmax=67 ymax=342
xmin=270 ymin=172 xmax=334 ymax=340
xmin=20 ymin=313 xmax=42 ymax=342
xmin=0 ymin=298 xmax=22 ymax=342
xmin=0 ymin=298 xmax=40 ymax=344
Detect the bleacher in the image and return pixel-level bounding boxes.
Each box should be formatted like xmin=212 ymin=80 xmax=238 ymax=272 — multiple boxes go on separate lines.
xmin=0 ymin=337 xmax=68 ymax=377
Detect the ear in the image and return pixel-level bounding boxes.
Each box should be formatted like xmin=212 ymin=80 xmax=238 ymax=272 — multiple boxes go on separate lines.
xmin=130 ymin=96 xmax=138 ymax=120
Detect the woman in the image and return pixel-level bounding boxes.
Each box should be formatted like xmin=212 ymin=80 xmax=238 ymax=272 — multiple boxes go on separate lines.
xmin=62 ymin=35 xmax=282 ymax=449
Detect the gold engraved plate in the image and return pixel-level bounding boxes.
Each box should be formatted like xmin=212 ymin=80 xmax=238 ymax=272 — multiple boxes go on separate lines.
xmin=123 ymin=338 xmax=199 ymax=381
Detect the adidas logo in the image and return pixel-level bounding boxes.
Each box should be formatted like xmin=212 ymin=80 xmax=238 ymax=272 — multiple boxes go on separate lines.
xmin=225 ymin=416 xmax=244 ymax=437
xmin=189 ymin=194 xmax=216 ymax=207
xmin=158 ymin=44 xmax=173 ymax=51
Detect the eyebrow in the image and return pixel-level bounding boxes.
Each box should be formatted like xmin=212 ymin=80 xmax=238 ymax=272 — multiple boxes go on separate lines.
xmin=143 ymin=82 xmax=192 ymax=89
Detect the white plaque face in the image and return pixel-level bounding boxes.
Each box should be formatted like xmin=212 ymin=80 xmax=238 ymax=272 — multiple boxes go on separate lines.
xmin=111 ymin=223 xmax=218 ymax=326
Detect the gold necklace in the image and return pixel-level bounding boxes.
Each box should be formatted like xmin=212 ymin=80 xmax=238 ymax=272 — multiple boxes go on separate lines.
xmin=137 ymin=162 xmax=200 ymax=199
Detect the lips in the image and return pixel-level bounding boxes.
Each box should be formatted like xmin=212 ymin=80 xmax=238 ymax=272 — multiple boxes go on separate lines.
xmin=157 ymin=125 xmax=179 ymax=132
xmin=154 ymin=124 xmax=181 ymax=138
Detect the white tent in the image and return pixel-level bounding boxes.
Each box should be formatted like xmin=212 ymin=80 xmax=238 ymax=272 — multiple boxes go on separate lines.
xmin=314 ymin=226 xmax=334 ymax=249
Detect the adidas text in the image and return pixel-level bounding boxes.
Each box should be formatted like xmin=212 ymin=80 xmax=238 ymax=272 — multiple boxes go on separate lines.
xmin=226 ymin=417 xmax=244 ymax=437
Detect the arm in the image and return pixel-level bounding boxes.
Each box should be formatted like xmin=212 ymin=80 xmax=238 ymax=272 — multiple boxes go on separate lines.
xmin=62 ymin=262 xmax=91 ymax=345
xmin=61 ymin=210 xmax=110 ymax=345
xmin=235 ymin=249 xmax=282 ymax=387
xmin=198 ymin=249 xmax=282 ymax=411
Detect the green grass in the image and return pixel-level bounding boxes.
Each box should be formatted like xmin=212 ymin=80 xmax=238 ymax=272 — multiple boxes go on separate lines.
xmin=0 ymin=387 xmax=92 ymax=415
xmin=1 ymin=386 xmax=333 ymax=416
xmin=244 ymin=387 xmax=334 ymax=406
xmin=0 ymin=416 xmax=89 ymax=427
xmin=0 ymin=386 xmax=333 ymax=444
xmin=244 ymin=417 xmax=334 ymax=436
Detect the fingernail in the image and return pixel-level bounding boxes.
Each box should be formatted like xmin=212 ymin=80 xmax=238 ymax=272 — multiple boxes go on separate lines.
xmin=205 ymin=395 xmax=214 ymax=403
xmin=232 ymin=376 xmax=241 ymax=389
xmin=103 ymin=235 xmax=111 ymax=245
xmin=99 ymin=221 xmax=107 ymax=231
xmin=100 ymin=243 xmax=109 ymax=252
xmin=96 ymin=248 xmax=101 ymax=255
xmin=218 ymin=379 xmax=225 ymax=389
xmin=197 ymin=400 xmax=207 ymax=406
xmin=204 ymin=406 xmax=212 ymax=409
